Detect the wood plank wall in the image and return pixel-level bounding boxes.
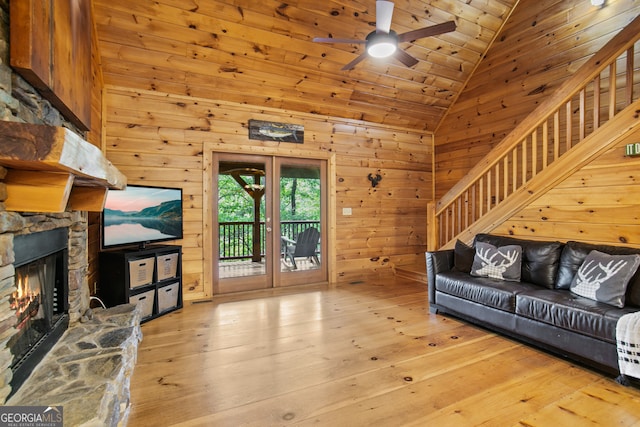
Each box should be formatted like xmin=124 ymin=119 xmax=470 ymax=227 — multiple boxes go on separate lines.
xmin=102 ymin=87 xmax=432 ymax=300
xmin=491 ymin=126 xmax=640 ymax=246
xmin=434 ymin=0 xmax=640 ymax=200
xmin=86 ymin=13 xmax=106 ymax=295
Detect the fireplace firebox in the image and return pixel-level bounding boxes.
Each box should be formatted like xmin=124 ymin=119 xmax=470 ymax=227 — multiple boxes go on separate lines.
xmin=8 ymin=228 xmax=69 ymax=396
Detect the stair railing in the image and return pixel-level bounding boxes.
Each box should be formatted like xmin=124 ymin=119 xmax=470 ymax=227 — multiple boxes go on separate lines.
xmin=430 ymin=16 xmax=640 ymax=250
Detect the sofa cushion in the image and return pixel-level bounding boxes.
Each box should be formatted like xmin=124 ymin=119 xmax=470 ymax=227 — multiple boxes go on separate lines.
xmin=453 ymin=239 xmax=475 ymax=273
xmin=474 ymin=234 xmax=563 ymax=289
xmin=556 ymin=241 xmax=640 ymax=307
xmin=435 ymin=271 xmax=538 ymax=312
xmin=471 ymin=242 xmax=522 ymax=281
xmin=569 ymin=250 xmax=640 ymax=308
xmin=515 ymin=288 xmax=637 ymax=343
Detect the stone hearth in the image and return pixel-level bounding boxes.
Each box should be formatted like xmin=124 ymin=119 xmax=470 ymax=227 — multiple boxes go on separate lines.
xmin=7 ymin=304 xmax=142 ymax=426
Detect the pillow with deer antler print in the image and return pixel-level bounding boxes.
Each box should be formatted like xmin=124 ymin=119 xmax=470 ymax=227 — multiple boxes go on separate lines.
xmin=570 ymin=250 xmax=640 ymax=308
xmin=470 ymin=242 xmax=523 ymax=282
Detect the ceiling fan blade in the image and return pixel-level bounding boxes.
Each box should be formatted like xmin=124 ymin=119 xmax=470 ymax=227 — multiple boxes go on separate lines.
xmin=393 ymin=49 xmax=419 ymax=68
xmin=341 ymin=53 xmax=368 ymax=71
xmin=376 ymin=1 xmax=394 ymax=34
xmin=313 ymin=37 xmax=366 ymax=44
xmin=397 ymin=21 xmax=456 ymax=43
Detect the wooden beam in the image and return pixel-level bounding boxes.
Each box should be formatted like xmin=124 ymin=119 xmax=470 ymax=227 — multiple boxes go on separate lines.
xmin=0 ymin=121 xmax=126 ymax=189
xmin=9 ymin=0 xmax=51 ymax=93
xmin=10 ymin=0 xmax=92 ymax=130
xmin=4 ymin=170 xmax=74 ymax=212
xmin=67 ymin=186 xmax=108 ymax=212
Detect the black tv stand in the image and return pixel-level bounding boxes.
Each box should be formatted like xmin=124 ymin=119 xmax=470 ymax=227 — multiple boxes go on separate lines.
xmin=98 ymin=245 xmax=183 ymax=323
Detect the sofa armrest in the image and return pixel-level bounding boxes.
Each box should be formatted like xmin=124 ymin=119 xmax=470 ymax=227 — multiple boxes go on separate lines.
xmin=425 ymin=250 xmax=454 ymax=313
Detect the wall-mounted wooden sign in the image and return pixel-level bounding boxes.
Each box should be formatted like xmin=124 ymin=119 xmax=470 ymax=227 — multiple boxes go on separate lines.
xmin=248 ymin=119 xmax=304 ymax=143
xmin=10 ymin=0 xmax=92 ymax=131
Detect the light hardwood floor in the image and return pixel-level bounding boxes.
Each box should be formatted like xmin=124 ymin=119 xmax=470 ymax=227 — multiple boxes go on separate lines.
xmin=127 ymin=278 xmax=640 ymax=426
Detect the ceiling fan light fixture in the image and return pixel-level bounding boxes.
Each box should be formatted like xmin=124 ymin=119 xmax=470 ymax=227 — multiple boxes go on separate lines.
xmin=366 ymin=31 xmax=397 ymax=58
xmin=368 ymin=41 xmax=396 ymax=58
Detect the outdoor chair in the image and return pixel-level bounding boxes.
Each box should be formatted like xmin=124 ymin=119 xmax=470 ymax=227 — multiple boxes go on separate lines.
xmin=281 ymin=227 xmax=320 ymax=269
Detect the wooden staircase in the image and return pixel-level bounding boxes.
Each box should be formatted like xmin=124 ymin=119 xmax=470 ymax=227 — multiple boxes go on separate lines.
xmin=428 ymin=16 xmax=640 ymax=251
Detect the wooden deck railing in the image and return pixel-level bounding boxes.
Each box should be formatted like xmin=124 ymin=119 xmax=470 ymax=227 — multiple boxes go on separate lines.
xmin=429 ymin=16 xmax=640 ymax=250
xmin=219 ymin=220 xmax=320 ymax=260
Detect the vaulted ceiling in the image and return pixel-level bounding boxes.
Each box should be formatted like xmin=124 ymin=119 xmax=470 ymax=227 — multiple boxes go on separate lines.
xmin=92 ymin=0 xmax=518 ymax=131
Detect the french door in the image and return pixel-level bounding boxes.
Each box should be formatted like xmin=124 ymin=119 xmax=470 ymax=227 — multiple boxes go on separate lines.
xmin=212 ymin=153 xmax=327 ymax=294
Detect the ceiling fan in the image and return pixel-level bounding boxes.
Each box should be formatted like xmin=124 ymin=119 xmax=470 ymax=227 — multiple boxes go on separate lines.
xmin=313 ymin=1 xmax=456 ymax=71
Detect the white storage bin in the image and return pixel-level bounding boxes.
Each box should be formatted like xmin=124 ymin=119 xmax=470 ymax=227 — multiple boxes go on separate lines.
xmin=157 ymin=253 xmax=179 ymax=281
xmin=130 ymin=289 xmax=155 ymax=319
xmin=128 ymin=257 xmax=155 ymax=288
xmin=157 ymin=282 xmax=180 ymax=313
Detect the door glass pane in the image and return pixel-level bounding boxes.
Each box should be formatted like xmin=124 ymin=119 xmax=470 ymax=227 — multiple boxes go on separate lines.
xmin=217 ymin=161 xmax=266 ymax=279
xmin=280 ymin=164 xmax=321 ymax=272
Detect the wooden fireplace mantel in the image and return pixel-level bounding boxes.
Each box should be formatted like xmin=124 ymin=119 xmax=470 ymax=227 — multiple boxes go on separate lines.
xmin=0 ymin=121 xmax=126 ymax=212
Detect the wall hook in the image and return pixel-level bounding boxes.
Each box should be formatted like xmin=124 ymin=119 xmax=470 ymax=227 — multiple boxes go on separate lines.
xmin=368 ymin=173 xmax=382 ymax=188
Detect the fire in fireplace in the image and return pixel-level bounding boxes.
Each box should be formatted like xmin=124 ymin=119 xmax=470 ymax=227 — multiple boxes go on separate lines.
xmin=7 ymin=228 xmax=69 ymax=396
xmin=13 ymin=267 xmax=41 ymax=328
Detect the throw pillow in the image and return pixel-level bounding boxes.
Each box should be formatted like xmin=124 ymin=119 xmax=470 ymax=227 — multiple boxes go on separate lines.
xmin=470 ymin=242 xmax=522 ymax=281
xmin=569 ymin=250 xmax=640 ymax=308
xmin=453 ymin=239 xmax=475 ymax=273
xmin=475 ymin=234 xmax=563 ymax=289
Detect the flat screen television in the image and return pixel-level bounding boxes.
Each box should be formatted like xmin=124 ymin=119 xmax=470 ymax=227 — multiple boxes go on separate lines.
xmin=101 ymin=184 xmax=183 ymax=250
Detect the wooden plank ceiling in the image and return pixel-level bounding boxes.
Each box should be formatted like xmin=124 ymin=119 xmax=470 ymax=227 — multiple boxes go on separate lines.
xmin=92 ymin=0 xmax=518 ymax=131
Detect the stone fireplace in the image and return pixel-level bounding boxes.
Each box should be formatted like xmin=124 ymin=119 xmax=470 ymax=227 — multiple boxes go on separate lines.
xmin=0 ymin=1 xmax=136 ymax=419
xmin=0 ymin=205 xmax=142 ymax=426
xmin=0 ymin=72 xmax=133 ymax=424
xmin=0 ymin=210 xmax=90 ymax=401
xmin=0 ymin=119 xmax=128 ymax=403
xmin=8 ymin=227 xmax=70 ymax=396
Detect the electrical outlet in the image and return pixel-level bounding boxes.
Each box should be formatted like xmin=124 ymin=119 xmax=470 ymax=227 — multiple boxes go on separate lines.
xmin=342 ymin=207 xmax=352 ymax=216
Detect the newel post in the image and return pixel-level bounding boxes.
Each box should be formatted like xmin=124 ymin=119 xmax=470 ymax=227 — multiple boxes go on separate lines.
xmin=427 ymin=202 xmax=438 ymax=251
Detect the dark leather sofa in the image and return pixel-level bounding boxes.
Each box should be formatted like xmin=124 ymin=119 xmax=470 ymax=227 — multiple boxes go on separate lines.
xmin=425 ymin=234 xmax=640 ymax=375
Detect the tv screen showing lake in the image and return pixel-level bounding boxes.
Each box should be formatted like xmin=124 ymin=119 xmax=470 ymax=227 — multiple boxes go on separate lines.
xmin=104 ymin=219 xmax=182 ymax=246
